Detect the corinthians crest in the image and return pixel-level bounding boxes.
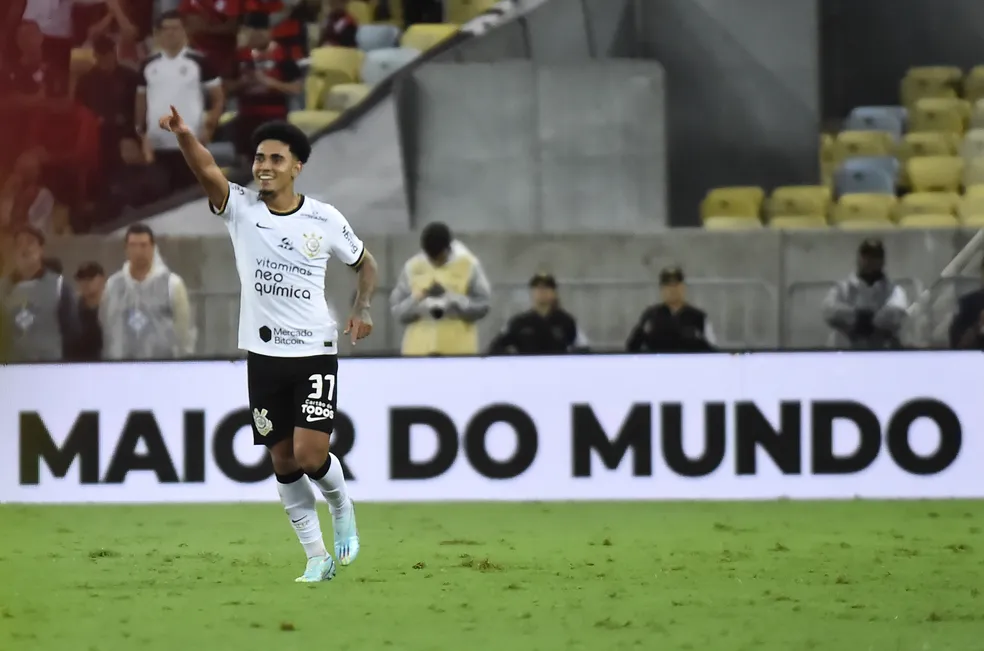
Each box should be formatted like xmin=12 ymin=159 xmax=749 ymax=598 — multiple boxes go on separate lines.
xmin=252 ymin=408 xmax=273 ymax=437
xmin=302 ymin=233 xmax=322 ymax=258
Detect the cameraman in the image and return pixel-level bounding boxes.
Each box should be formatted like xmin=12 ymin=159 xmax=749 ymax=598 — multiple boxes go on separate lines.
xmin=390 ymin=222 xmax=491 ymax=356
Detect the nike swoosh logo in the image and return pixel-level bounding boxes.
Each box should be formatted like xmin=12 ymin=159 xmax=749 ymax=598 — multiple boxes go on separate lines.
xmin=256 ymin=223 xmax=273 ymax=229
xmin=291 ymin=517 xmax=304 ymax=524
xmin=306 ymin=415 xmax=330 ymax=422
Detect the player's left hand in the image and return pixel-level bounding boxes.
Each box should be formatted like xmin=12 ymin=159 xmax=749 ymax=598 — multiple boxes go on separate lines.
xmin=345 ymin=309 xmax=373 ymax=345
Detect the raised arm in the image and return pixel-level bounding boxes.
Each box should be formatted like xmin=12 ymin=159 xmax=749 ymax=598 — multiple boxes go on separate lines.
xmin=158 ymin=105 xmax=230 ymax=210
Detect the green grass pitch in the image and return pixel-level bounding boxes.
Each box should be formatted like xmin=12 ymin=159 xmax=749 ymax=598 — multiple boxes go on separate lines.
xmin=0 ymin=501 xmax=981 ymax=650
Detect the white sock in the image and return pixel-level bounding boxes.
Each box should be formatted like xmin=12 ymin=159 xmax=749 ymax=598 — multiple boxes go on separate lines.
xmin=276 ymin=474 xmax=328 ymax=559
xmin=309 ymin=453 xmax=350 ymax=514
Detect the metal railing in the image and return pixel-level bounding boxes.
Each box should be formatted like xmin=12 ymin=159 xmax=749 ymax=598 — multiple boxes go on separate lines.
xmin=188 ymin=277 xmax=779 ymax=356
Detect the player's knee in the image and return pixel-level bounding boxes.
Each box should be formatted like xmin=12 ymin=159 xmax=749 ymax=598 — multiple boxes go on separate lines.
xmin=293 ymin=433 xmax=330 ymax=474
xmin=268 ymin=439 xmax=299 ymax=475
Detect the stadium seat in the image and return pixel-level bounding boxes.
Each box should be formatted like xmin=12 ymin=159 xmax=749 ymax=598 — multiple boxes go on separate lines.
xmin=309 ymin=46 xmax=364 ymax=93
xmin=900 ymin=66 xmax=961 ymax=107
xmin=971 ymin=99 xmax=984 ymax=129
xmin=700 ymin=186 xmax=764 ymax=221
xmin=820 ymin=133 xmax=835 ymax=186
xmin=356 ymin=24 xmax=400 ymax=51
xmin=898 ymin=213 xmax=960 ymax=229
xmin=834 ymin=160 xmax=895 ymax=196
xmin=831 ymin=193 xmax=897 ymax=224
xmin=361 ymin=47 xmax=420 ymax=85
xmin=767 ymin=185 xmax=831 ymax=218
xmin=963 ymin=158 xmax=984 ymax=187
xmin=837 ymin=220 xmax=896 ymax=231
xmin=906 ymin=156 xmax=963 ymax=192
xmin=965 ymin=183 xmax=984 ymax=198
xmin=961 ymin=128 xmax=984 ymax=160
xmin=322 ymin=83 xmax=370 ymax=111
xmin=911 ymin=101 xmax=965 ymax=134
xmin=347 ymin=1 xmax=372 ymax=23
xmin=963 ymin=214 xmax=984 ymax=228
xmin=833 ymin=130 xmax=894 ymax=163
xmin=444 ymin=0 xmax=497 ymax=24
xmin=69 ymin=47 xmax=95 ymax=96
xmin=400 ymin=23 xmax=459 ymax=51
xmin=702 ymin=216 xmax=762 ymax=230
xmin=768 ymin=215 xmax=828 ymax=230
xmin=965 ymin=66 xmax=984 ymax=103
xmin=898 ymin=131 xmax=960 ymax=158
xmin=958 ymin=194 xmax=984 ymax=220
xmin=288 ymin=110 xmax=342 ymax=135
xmin=897 ymin=191 xmax=960 ymax=218
xmin=307 ymin=22 xmax=321 ymax=48
xmin=844 ymin=106 xmax=904 ymax=140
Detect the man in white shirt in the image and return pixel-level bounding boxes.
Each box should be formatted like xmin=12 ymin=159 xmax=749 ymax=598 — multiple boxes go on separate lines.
xmin=158 ymin=106 xmax=378 ymax=584
xmin=136 ymin=10 xmax=224 ymax=191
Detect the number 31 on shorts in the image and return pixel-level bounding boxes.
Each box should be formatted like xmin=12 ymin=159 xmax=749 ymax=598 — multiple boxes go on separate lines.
xmin=307 ymin=374 xmax=336 ymax=402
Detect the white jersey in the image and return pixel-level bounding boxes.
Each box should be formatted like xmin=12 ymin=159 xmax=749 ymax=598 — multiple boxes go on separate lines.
xmin=211 ymin=182 xmax=365 ymax=357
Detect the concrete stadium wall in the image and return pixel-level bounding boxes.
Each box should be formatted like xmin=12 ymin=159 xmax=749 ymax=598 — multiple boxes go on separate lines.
xmin=47 ymin=229 xmax=979 ymax=356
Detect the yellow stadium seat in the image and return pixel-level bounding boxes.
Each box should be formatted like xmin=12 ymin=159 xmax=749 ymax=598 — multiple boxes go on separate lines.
xmin=767 ymin=185 xmax=831 ymax=218
xmin=897 ymin=131 xmax=960 ymax=158
xmin=837 ymin=220 xmax=896 ymax=231
xmin=400 ymin=23 xmax=459 ymax=51
xmin=444 ymin=0 xmax=497 ymax=24
xmin=305 ymin=75 xmax=326 ymax=110
xmin=906 ymin=156 xmax=963 ymax=192
xmin=307 ymin=22 xmax=322 ymax=48
xmin=966 ymin=66 xmax=984 ymax=104
xmin=288 ymin=110 xmax=342 ymax=135
xmin=309 ymin=46 xmax=364 ymax=89
xmin=897 ymin=191 xmax=960 ymax=218
xmin=700 ymin=186 xmax=765 ymax=220
xmin=963 ymin=158 xmax=984 ymax=187
xmin=917 ymin=97 xmax=971 ymax=126
xmin=347 ymin=1 xmax=372 ymax=23
xmin=958 ymin=195 xmax=984 ymax=219
xmin=820 ymin=133 xmax=835 ymax=186
xmin=219 ymin=111 xmax=236 ymax=126
xmin=965 ymin=183 xmax=984 ymax=198
xmin=322 ymin=83 xmax=371 ymax=112
xmin=900 ymin=66 xmax=961 ymax=107
xmin=962 ymin=214 xmax=984 ymax=228
xmin=768 ymin=215 xmax=828 ymax=230
xmin=833 ymin=130 xmax=894 ymax=163
xmin=702 ymin=216 xmax=762 ymax=231
xmin=898 ymin=213 xmax=960 ymax=228
xmin=961 ymin=128 xmax=984 ymax=160
xmin=910 ymin=103 xmax=965 ymax=134
xmin=832 ymin=194 xmax=897 ymax=224
xmin=971 ymin=99 xmax=984 ymax=129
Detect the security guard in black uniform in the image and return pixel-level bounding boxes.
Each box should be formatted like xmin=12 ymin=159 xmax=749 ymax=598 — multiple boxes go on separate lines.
xmin=626 ymin=266 xmax=716 ymax=352
xmin=489 ymin=273 xmax=589 ymax=355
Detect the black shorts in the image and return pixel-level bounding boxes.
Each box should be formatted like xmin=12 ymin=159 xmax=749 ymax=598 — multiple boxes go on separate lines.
xmin=247 ymin=352 xmax=339 ymax=447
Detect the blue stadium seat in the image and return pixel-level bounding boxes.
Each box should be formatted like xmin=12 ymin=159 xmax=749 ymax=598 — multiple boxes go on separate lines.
xmin=356 ymin=24 xmax=400 ymax=51
xmin=361 ymin=47 xmax=420 ymax=86
xmin=834 ymin=158 xmax=897 ymax=196
xmin=844 ymin=106 xmax=905 ymax=140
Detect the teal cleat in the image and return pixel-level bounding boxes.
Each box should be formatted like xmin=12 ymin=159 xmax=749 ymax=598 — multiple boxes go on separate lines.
xmin=333 ymin=499 xmax=360 ymax=566
xmin=295 ymin=554 xmax=336 ymax=583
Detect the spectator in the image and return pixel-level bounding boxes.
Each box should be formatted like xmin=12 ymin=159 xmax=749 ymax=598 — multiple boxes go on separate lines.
xmin=136 ymin=10 xmax=224 ymax=192
xmin=823 ymin=238 xmax=908 ymax=350
xmin=242 ymin=0 xmax=313 ymax=61
xmin=179 ymin=0 xmax=241 ymax=81
xmin=100 ymin=223 xmax=195 ymax=360
xmin=0 ymin=225 xmax=79 ymax=362
xmin=626 ymin=266 xmax=717 ymax=353
xmin=390 ymin=222 xmax=491 ymax=356
xmin=230 ymin=11 xmax=302 ymax=160
xmin=67 ymin=260 xmax=105 ymax=360
xmin=0 ymin=148 xmax=62 ymax=237
xmin=71 ymin=0 xmax=137 ymax=47
xmin=319 ymin=0 xmax=357 ymax=48
xmin=489 ymin=272 xmax=589 ymax=355
xmin=948 ymin=257 xmax=984 ymax=350
xmin=0 ymin=20 xmax=48 ymax=102
xmin=75 ymin=35 xmax=140 ymax=175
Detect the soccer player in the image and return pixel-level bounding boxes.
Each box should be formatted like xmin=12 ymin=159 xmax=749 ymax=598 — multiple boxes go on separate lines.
xmin=158 ymin=105 xmax=378 ymax=583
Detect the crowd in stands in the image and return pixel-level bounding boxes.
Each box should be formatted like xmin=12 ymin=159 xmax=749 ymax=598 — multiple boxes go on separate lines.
xmin=0 ymin=0 xmax=482 ymax=246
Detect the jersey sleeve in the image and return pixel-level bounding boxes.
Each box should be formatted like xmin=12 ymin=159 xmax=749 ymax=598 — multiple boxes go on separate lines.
xmin=209 ymin=182 xmax=249 ymax=221
xmin=328 ymin=208 xmax=366 ymax=267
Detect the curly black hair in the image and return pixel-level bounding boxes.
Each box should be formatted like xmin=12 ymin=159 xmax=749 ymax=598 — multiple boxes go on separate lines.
xmin=251 ymin=121 xmax=312 ymax=163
